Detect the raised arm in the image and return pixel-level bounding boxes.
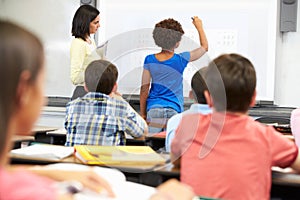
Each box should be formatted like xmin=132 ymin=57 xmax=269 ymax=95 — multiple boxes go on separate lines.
xmin=189 ymin=16 xmax=208 ymax=62
xmin=140 ymin=69 xmax=151 ymax=120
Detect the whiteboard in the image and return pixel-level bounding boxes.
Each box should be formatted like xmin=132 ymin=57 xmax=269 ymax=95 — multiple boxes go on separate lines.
xmin=98 ymin=0 xmax=277 ymax=101
xmin=0 ymin=0 xmax=277 ymax=101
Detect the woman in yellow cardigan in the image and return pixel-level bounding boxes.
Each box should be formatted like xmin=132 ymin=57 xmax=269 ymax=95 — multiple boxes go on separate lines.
xmin=70 ymin=4 xmax=101 ymax=100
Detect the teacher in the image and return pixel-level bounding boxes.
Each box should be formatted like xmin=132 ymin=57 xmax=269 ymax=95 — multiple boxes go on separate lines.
xmin=70 ymin=4 xmax=101 ymax=100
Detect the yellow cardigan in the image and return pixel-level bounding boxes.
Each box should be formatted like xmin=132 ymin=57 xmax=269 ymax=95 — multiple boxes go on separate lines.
xmin=70 ymin=37 xmax=99 ymax=85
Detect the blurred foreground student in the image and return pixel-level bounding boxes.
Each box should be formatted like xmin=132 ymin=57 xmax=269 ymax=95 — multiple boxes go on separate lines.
xmin=165 ymin=67 xmax=212 ymax=152
xmin=65 ymin=60 xmax=148 ymax=146
xmin=140 ymin=16 xmax=208 ymax=134
xmin=171 ymin=54 xmax=300 ymax=200
xmin=0 ymin=20 xmax=114 ymax=200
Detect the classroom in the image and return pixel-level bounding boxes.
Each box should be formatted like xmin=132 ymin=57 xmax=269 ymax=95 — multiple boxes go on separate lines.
xmin=1 ymin=0 xmax=300 ymax=199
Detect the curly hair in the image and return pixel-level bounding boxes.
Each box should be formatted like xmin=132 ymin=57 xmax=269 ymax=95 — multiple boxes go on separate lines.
xmin=152 ymin=18 xmax=184 ymax=50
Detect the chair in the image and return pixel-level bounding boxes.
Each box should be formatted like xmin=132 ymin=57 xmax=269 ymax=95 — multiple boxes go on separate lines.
xmin=254 ymin=116 xmax=290 ymax=125
xmin=255 ymin=116 xmax=291 ymax=134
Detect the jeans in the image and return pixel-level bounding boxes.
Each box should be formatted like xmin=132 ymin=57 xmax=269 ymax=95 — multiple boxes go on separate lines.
xmin=147 ymin=108 xmax=178 ymax=135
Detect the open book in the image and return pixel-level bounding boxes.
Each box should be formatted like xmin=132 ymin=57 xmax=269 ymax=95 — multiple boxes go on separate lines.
xmin=74 ymin=145 xmax=166 ymax=166
xmin=44 ymin=163 xmax=156 ymax=200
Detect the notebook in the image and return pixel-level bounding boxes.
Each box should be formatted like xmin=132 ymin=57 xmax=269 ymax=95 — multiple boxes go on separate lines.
xmin=74 ymin=145 xmax=166 ymax=166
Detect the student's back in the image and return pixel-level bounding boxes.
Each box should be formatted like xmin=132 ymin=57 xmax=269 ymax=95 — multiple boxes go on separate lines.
xmin=165 ymin=67 xmax=212 ymax=152
xmin=173 ymin=112 xmax=296 ymax=199
xmin=171 ymin=54 xmax=300 ymax=200
xmin=140 ymin=17 xmax=208 ymax=134
xmin=65 ymin=60 xmax=147 ymax=146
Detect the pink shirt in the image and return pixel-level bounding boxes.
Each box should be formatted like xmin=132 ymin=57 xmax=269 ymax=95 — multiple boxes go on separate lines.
xmin=172 ymin=112 xmax=298 ymax=200
xmin=0 ymin=167 xmax=57 ymax=200
xmin=291 ymin=108 xmax=300 ymax=147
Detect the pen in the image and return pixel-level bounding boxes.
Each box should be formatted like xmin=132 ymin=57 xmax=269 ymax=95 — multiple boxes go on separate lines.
xmin=66 ymin=181 xmax=83 ymax=194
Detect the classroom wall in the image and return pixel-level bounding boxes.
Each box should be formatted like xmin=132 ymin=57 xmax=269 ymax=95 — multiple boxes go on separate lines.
xmin=275 ymin=0 xmax=300 ymax=107
xmin=0 ymin=0 xmax=78 ymax=97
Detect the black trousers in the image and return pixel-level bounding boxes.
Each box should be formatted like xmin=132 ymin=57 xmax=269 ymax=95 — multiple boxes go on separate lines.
xmin=71 ymin=86 xmax=87 ymax=100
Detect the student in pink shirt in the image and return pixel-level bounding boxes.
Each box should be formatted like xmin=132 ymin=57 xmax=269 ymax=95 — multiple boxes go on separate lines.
xmin=0 ymin=20 xmax=114 ymax=200
xmin=171 ymin=53 xmax=300 ymax=200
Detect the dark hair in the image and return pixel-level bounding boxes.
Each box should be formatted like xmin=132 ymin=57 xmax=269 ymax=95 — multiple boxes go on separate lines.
xmin=85 ymin=60 xmax=118 ymax=95
xmin=205 ymin=54 xmax=256 ymax=112
xmin=152 ymin=18 xmax=184 ymax=50
xmin=191 ymin=67 xmax=208 ymax=104
xmin=0 ymin=20 xmax=44 ymax=156
xmin=71 ymin=5 xmax=100 ymax=41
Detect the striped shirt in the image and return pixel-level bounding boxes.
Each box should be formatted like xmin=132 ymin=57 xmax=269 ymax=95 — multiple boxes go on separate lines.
xmin=65 ymin=92 xmax=145 ymax=146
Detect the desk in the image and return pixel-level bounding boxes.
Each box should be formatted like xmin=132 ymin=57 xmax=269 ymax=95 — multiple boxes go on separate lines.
xmin=12 ymin=135 xmax=35 ymax=149
xmin=34 ymin=127 xmax=66 ymax=145
xmin=10 ymin=151 xmax=168 ymax=184
xmin=12 ymin=126 xmax=59 ymax=149
xmin=146 ymin=134 xmax=166 ymax=151
xmin=35 ymin=128 xmax=159 ymax=150
xmin=10 ymin=150 xmax=300 ymax=198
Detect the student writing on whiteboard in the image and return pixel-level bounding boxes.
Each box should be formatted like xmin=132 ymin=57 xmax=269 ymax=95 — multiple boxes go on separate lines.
xmin=70 ymin=5 xmax=102 ymax=100
xmin=140 ymin=16 xmax=208 ymax=134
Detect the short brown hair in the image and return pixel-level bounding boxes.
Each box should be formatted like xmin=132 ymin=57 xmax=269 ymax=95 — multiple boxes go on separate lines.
xmin=191 ymin=67 xmax=208 ymax=104
xmin=84 ymin=60 xmax=118 ymax=95
xmin=205 ymin=54 xmax=256 ymax=112
xmin=152 ymin=18 xmax=184 ymax=50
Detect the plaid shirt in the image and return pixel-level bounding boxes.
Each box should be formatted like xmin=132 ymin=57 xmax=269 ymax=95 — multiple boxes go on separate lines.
xmin=65 ymin=92 xmax=145 ymax=146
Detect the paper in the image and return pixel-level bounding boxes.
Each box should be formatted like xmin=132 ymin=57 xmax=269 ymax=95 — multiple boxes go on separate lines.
xmin=10 ymin=144 xmax=73 ymax=160
xmin=44 ymin=163 xmax=156 ymax=200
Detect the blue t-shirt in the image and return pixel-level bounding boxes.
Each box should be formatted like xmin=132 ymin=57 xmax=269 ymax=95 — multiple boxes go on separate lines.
xmin=144 ymin=52 xmax=190 ymax=113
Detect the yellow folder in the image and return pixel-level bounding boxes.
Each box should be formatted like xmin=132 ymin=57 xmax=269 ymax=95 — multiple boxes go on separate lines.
xmin=74 ymin=145 xmax=166 ymax=166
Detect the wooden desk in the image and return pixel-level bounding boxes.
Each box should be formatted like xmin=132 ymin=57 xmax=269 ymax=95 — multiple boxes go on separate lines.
xmin=41 ymin=128 xmax=152 ymax=147
xmin=34 ymin=127 xmax=66 ymax=145
xmin=12 ymin=126 xmax=59 ymax=149
xmin=10 ymin=150 xmax=168 ymax=173
xmin=32 ymin=126 xmax=58 ymax=133
xmin=12 ymin=135 xmax=35 ymax=149
xmin=10 ymin=150 xmax=300 ymax=198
